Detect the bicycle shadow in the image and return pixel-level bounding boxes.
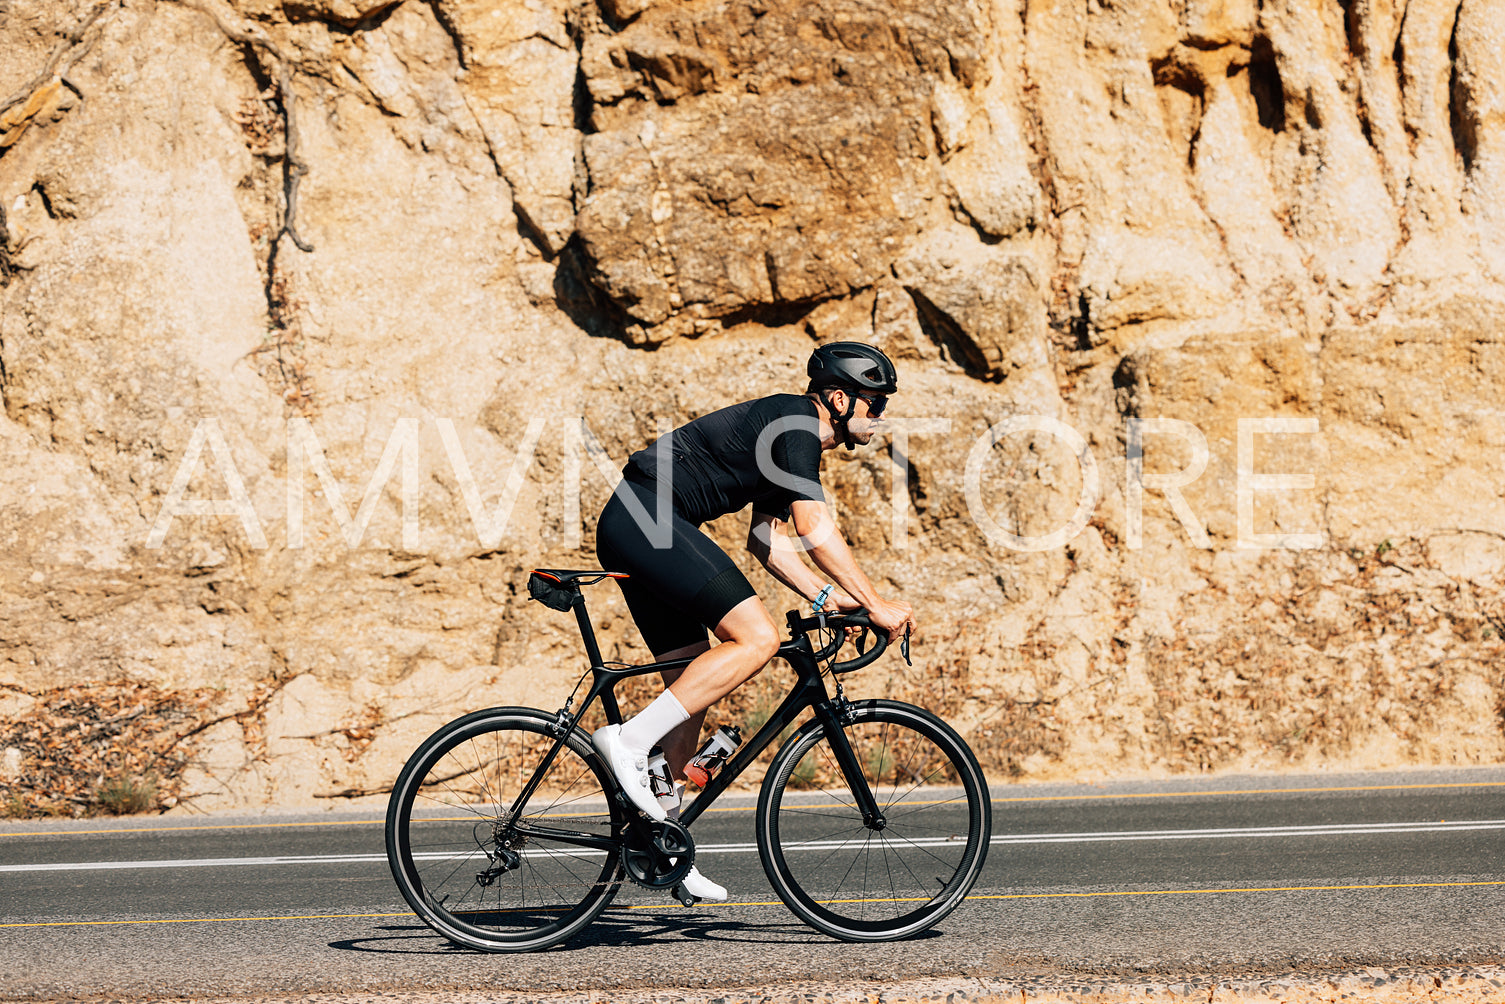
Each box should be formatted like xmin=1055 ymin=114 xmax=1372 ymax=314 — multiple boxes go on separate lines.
xmin=329 ymin=906 xmax=941 ymax=954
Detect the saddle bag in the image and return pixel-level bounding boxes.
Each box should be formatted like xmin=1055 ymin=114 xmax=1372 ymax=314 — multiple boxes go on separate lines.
xmin=527 ymin=572 xmax=577 ymax=612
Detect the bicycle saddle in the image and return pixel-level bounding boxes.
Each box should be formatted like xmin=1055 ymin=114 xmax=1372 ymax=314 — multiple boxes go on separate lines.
xmin=530 ymin=568 xmax=629 ymax=585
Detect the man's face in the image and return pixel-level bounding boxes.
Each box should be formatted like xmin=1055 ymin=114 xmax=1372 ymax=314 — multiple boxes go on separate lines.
xmin=845 ymin=390 xmax=888 ymax=445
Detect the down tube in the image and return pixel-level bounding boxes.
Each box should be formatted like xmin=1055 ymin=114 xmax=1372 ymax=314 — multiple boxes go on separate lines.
xmin=677 ymin=672 xmax=828 ymax=828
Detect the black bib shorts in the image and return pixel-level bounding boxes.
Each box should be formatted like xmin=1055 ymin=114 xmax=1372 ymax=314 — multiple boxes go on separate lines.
xmin=595 ymin=476 xmax=757 ymax=656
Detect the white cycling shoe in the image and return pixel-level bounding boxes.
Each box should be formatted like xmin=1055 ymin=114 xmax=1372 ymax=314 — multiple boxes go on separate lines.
xmin=591 ymin=742 xmax=726 ymax=901
xmin=677 ymin=865 xmax=727 ymax=902
xmin=591 ymin=725 xmax=667 ymax=822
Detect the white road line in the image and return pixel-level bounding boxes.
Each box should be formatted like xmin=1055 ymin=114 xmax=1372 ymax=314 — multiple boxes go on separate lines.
xmin=2 ymin=853 xmax=397 ymax=872
xmin=988 ymin=820 xmax=1505 ymax=843
xmin=3 ymin=819 xmax=1502 ymax=874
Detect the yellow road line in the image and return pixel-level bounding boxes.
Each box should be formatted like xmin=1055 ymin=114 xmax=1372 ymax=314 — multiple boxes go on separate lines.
xmin=0 ymin=912 xmax=416 ymax=929
xmin=965 ymin=880 xmax=1505 ymax=900
xmin=3 ymin=879 xmax=1502 ymax=929
xmin=640 ymin=879 xmax=1505 ymax=909
xmin=0 ymin=820 xmax=384 ymax=838
xmin=6 ymin=780 xmax=1504 ymax=838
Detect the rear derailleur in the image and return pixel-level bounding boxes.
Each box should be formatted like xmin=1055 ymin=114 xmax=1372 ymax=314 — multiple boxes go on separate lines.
xmin=475 ymin=817 xmax=524 ymax=888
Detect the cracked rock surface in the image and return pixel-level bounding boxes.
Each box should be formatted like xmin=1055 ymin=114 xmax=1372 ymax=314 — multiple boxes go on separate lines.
xmin=0 ymin=0 xmax=1502 ymax=815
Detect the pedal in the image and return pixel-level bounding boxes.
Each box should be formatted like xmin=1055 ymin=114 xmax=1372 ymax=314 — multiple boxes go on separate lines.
xmin=672 ymin=883 xmax=700 ymax=908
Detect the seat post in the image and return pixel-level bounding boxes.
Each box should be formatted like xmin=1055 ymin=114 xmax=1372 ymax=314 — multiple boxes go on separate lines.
xmin=571 ymin=591 xmax=606 ymax=669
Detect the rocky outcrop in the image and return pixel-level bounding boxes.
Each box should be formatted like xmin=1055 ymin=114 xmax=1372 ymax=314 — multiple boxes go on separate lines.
xmin=0 ymin=0 xmax=1501 ymax=815
xmin=574 ymin=1 xmax=986 ymax=340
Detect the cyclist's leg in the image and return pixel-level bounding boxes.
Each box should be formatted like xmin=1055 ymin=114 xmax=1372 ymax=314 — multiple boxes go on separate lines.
xmin=616 ymin=597 xmax=776 ymax=790
xmin=666 ymin=596 xmax=780 ymax=714
xmin=626 ymin=650 xmax=730 ymax=903
xmin=623 ymin=598 xmax=779 ymax=792
xmin=598 ymin=490 xmax=710 ymax=776
xmin=654 ymin=650 xmax=709 ymax=779
xmin=611 ymin=606 xmax=773 ymax=900
xmin=597 ymin=480 xmax=769 ymax=734
xmin=654 ymin=602 xmax=778 ymax=903
xmin=594 ymin=483 xmax=762 ymax=817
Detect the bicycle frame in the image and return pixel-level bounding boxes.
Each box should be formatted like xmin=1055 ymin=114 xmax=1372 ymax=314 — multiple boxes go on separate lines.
xmin=506 ymin=595 xmax=887 ymax=845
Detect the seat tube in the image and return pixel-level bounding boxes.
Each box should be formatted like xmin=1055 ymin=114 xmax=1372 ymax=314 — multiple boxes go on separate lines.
xmin=572 ymin=593 xmax=606 ymax=668
xmin=572 ymin=596 xmax=625 ymax=721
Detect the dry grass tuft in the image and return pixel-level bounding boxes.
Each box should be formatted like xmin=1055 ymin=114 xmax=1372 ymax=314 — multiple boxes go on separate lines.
xmin=0 ymin=682 xmax=218 ymax=818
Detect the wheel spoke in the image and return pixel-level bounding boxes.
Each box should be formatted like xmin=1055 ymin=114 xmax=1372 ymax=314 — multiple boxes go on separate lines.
xmin=879 ymin=825 xmax=971 ymax=872
xmin=883 ymin=792 xmax=968 ymax=820
xmin=879 ymin=830 xmax=899 ymax=913
xmin=881 ymin=829 xmax=943 ymax=899
xmin=830 ymin=829 xmax=868 ymax=903
xmin=760 ymin=704 xmax=989 ymax=942
xmin=388 ymin=715 xmax=623 ymax=952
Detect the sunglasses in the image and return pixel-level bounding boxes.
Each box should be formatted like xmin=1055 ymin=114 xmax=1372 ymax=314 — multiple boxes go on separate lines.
xmin=855 ymin=392 xmax=888 ymax=417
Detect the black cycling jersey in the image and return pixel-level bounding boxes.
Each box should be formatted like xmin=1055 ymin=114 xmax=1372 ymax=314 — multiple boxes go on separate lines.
xmin=624 ymin=394 xmax=825 ymax=525
xmin=600 ymin=393 xmax=827 ymax=654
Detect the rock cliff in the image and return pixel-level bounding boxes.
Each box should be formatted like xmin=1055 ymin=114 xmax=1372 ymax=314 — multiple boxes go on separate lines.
xmin=0 ymin=0 xmax=1501 ymax=814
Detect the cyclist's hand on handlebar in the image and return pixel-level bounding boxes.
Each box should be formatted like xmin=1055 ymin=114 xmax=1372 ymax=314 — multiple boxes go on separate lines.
xmin=827 ymin=592 xmax=866 ymax=641
xmin=866 ymin=597 xmax=915 ymax=644
xmin=829 ymin=591 xmax=864 ymax=614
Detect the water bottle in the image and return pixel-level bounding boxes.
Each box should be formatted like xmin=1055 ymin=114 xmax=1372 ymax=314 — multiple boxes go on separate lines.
xmin=683 ymin=725 xmax=742 ymax=787
xmin=647 ymin=746 xmax=678 ymax=814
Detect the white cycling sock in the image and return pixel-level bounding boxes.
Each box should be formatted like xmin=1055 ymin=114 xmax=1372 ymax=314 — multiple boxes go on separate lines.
xmin=619 ymin=689 xmax=690 ymax=755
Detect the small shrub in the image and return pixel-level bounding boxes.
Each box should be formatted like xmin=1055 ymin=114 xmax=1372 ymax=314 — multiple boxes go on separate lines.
xmin=96 ymin=773 xmax=158 ymax=815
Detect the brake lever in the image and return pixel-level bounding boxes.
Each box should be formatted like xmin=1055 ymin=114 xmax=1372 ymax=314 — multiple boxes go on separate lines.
xmin=901 ymin=626 xmax=912 ymax=667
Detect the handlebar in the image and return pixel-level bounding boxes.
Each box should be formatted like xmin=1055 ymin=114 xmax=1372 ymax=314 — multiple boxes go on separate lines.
xmin=785 ymin=609 xmax=913 ymax=674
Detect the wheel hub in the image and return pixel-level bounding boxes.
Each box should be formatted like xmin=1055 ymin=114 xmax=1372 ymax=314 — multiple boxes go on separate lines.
xmin=473 ymin=818 xmax=526 ymax=887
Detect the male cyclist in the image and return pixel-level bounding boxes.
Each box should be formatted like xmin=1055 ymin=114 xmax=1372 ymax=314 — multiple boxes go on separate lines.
xmin=593 ymin=341 xmax=916 ymax=901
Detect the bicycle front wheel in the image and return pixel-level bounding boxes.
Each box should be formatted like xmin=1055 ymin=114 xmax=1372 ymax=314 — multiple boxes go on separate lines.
xmin=757 ymin=699 xmax=990 ymax=941
xmin=385 ymin=708 xmax=624 ymax=952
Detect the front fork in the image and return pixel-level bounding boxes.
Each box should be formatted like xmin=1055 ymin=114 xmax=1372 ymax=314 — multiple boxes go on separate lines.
xmin=812 ymin=692 xmax=887 ymax=830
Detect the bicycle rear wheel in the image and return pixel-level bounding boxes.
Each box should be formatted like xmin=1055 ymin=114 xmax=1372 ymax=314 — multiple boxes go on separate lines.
xmin=757 ymin=699 xmax=990 ymax=941
xmin=385 ymin=708 xmax=624 ymax=952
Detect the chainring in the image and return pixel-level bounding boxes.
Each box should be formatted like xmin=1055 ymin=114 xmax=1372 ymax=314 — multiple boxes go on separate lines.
xmin=620 ymin=818 xmax=694 ymax=889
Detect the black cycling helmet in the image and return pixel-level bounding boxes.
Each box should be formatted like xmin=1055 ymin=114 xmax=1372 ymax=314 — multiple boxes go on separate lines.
xmin=807 ymin=341 xmax=898 ymax=394
xmin=806 ymin=342 xmax=897 ymax=451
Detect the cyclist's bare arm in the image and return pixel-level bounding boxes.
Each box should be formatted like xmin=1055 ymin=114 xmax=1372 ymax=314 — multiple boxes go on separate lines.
xmin=747 ymin=502 xmax=914 ymax=642
xmin=747 ymin=510 xmax=838 ymax=607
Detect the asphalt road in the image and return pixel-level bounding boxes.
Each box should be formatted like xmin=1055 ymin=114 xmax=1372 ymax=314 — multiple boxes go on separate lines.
xmin=3 ymin=767 xmax=1504 ymax=1000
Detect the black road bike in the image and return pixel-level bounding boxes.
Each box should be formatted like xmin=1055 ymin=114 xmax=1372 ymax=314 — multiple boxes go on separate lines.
xmin=384 ymin=569 xmax=991 ymax=952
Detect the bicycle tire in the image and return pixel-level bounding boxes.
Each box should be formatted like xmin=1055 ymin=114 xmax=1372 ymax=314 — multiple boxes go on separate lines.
xmin=756 ymin=699 xmax=990 ymax=941
xmin=385 ymin=707 xmax=624 ymax=952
